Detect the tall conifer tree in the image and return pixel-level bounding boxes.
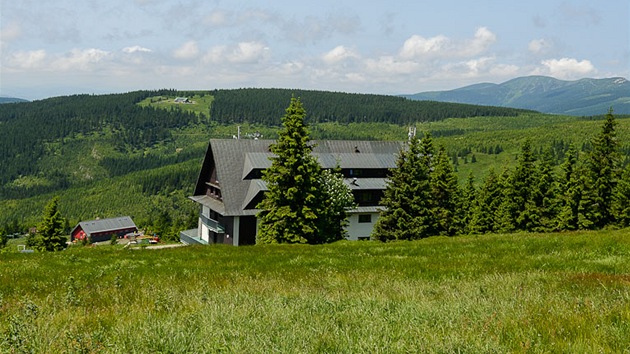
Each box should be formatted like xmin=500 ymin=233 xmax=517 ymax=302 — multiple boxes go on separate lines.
xmin=470 ymin=168 xmax=502 ymax=234
xmin=494 ymin=168 xmax=517 ymax=233
xmin=581 ymin=109 xmax=620 ymax=229
xmin=534 ymin=148 xmax=559 ymax=232
xmin=257 ymin=97 xmax=324 ymax=244
xmin=556 ymin=145 xmax=583 ymax=231
xmin=612 ymin=165 xmax=630 ymax=227
xmin=431 ymin=146 xmax=461 ymax=235
xmin=372 ymin=134 xmax=433 ymax=241
xmin=512 ymin=139 xmax=540 ymax=231
xmin=461 ymin=172 xmax=477 ymax=233
xmin=38 ymin=196 xmax=66 ymax=251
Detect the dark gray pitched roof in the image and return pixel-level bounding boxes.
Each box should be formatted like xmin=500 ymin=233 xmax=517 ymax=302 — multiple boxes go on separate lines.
xmin=194 ymin=139 xmax=403 ymax=216
xmin=75 ymin=216 xmax=137 ymax=236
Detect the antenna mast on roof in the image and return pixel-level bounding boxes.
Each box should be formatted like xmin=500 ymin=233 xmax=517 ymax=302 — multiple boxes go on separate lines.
xmin=408 ymin=126 xmax=416 ymax=141
xmin=233 ymin=126 xmax=241 ymax=139
xmin=232 ymin=126 xmax=263 ymax=140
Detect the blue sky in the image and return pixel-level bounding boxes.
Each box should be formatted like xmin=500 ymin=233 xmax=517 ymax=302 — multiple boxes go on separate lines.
xmin=1 ymin=0 xmax=628 ymax=100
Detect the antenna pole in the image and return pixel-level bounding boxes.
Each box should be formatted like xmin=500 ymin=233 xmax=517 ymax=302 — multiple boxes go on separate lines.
xmin=408 ymin=126 xmax=416 ymax=141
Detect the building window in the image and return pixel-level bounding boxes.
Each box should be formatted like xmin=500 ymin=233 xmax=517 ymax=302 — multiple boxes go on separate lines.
xmin=358 ymin=214 xmax=372 ymax=223
xmin=349 ymin=169 xmax=363 ymax=177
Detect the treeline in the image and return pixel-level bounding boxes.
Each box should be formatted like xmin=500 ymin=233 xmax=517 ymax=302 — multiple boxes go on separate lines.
xmin=209 ymin=88 xmax=531 ymax=126
xmin=375 ymin=110 xmax=630 ymax=240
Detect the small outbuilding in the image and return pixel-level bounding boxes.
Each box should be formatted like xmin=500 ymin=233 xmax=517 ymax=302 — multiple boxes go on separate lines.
xmin=71 ymin=216 xmax=138 ymax=243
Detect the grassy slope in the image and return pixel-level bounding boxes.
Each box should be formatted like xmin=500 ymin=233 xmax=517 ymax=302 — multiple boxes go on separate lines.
xmin=1 ymin=230 xmax=629 ymax=352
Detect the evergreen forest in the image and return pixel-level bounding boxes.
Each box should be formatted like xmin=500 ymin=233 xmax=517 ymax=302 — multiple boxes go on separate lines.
xmin=375 ymin=110 xmax=630 ymax=239
xmin=1 ymin=88 xmax=629 ymax=241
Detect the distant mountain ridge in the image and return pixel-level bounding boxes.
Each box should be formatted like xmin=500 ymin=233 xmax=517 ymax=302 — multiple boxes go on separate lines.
xmin=0 ymin=97 xmax=29 ymax=104
xmin=403 ymin=76 xmax=630 ymax=116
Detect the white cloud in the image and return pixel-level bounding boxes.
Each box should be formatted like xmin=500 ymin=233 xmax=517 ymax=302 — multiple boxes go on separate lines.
xmin=276 ymin=61 xmax=305 ymax=76
xmin=399 ymin=27 xmax=496 ymax=60
xmin=173 ymin=41 xmax=199 ymax=60
xmin=202 ymin=46 xmax=226 ymax=64
xmin=365 ymin=56 xmax=420 ymax=76
xmin=400 ymin=34 xmax=449 ymax=58
xmin=6 ymin=50 xmax=47 ymax=69
xmin=203 ymin=41 xmax=270 ymax=65
xmin=463 ymin=56 xmax=495 ymax=76
xmin=51 ymin=48 xmax=111 ymax=71
xmin=468 ymin=58 xmax=518 ymax=77
xmin=536 ymin=58 xmax=597 ymax=79
xmin=205 ymin=9 xmax=232 ymax=27
xmin=123 ymin=45 xmax=152 ymax=53
xmin=230 ymin=42 xmax=270 ymax=63
xmin=528 ymin=39 xmax=552 ymax=54
xmin=465 ymin=27 xmax=497 ymax=56
xmin=6 ymin=48 xmax=112 ymax=72
xmin=1 ymin=21 xmax=22 ymax=44
xmin=443 ymin=56 xmax=520 ymax=79
xmin=322 ymin=45 xmax=359 ymax=64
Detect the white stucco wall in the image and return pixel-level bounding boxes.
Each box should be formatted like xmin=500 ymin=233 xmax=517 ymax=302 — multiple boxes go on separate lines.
xmin=200 ymin=222 xmax=210 ymax=243
xmin=346 ymin=212 xmax=379 ymax=240
xmin=199 ymin=206 xmax=210 ymax=242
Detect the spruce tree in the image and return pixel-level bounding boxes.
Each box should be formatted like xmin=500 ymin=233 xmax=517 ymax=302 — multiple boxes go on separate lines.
xmin=431 ymin=146 xmax=461 ymax=235
xmin=534 ymin=148 xmax=559 ymax=232
xmin=512 ymin=139 xmax=540 ymax=231
xmin=419 ymin=132 xmax=435 ymax=171
xmin=37 ymin=196 xmax=67 ymax=251
xmin=612 ymin=165 xmax=630 ymax=227
xmin=581 ymin=109 xmax=621 ymax=229
xmin=470 ymin=168 xmax=502 ymax=234
xmin=419 ymin=132 xmax=438 ymax=235
xmin=494 ymin=168 xmax=517 ymax=233
xmin=461 ymin=172 xmax=476 ymax=233
xmin=257 ymin=97 xmax=323 ymax=244
xmin=556 ymin=145 xmax=583 ymax=231
xmin=372 ymin=134 xmax=433 ymax=241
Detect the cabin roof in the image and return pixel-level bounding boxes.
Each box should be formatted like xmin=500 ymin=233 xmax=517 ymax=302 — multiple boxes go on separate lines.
xmin=72 ymin=216 xmax=137 ymax=236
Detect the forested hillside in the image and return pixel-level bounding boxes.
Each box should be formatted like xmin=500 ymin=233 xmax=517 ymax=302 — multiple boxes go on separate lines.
xmin=208 ymin=88 xmax=531 ymax=125
xmin=0 ymin=90 xmax=202 ymax=197
xmin=0 ymin=88 xmax=624 ymax=236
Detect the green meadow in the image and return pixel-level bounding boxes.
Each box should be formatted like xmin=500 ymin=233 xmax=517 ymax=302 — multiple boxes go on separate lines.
xmin=2 ymin=230 xmax=630 ymax=353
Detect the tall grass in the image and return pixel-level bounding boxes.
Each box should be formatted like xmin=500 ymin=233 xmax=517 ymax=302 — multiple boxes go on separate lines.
xmin=2 ymin=230 xmax=630 ymax=352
